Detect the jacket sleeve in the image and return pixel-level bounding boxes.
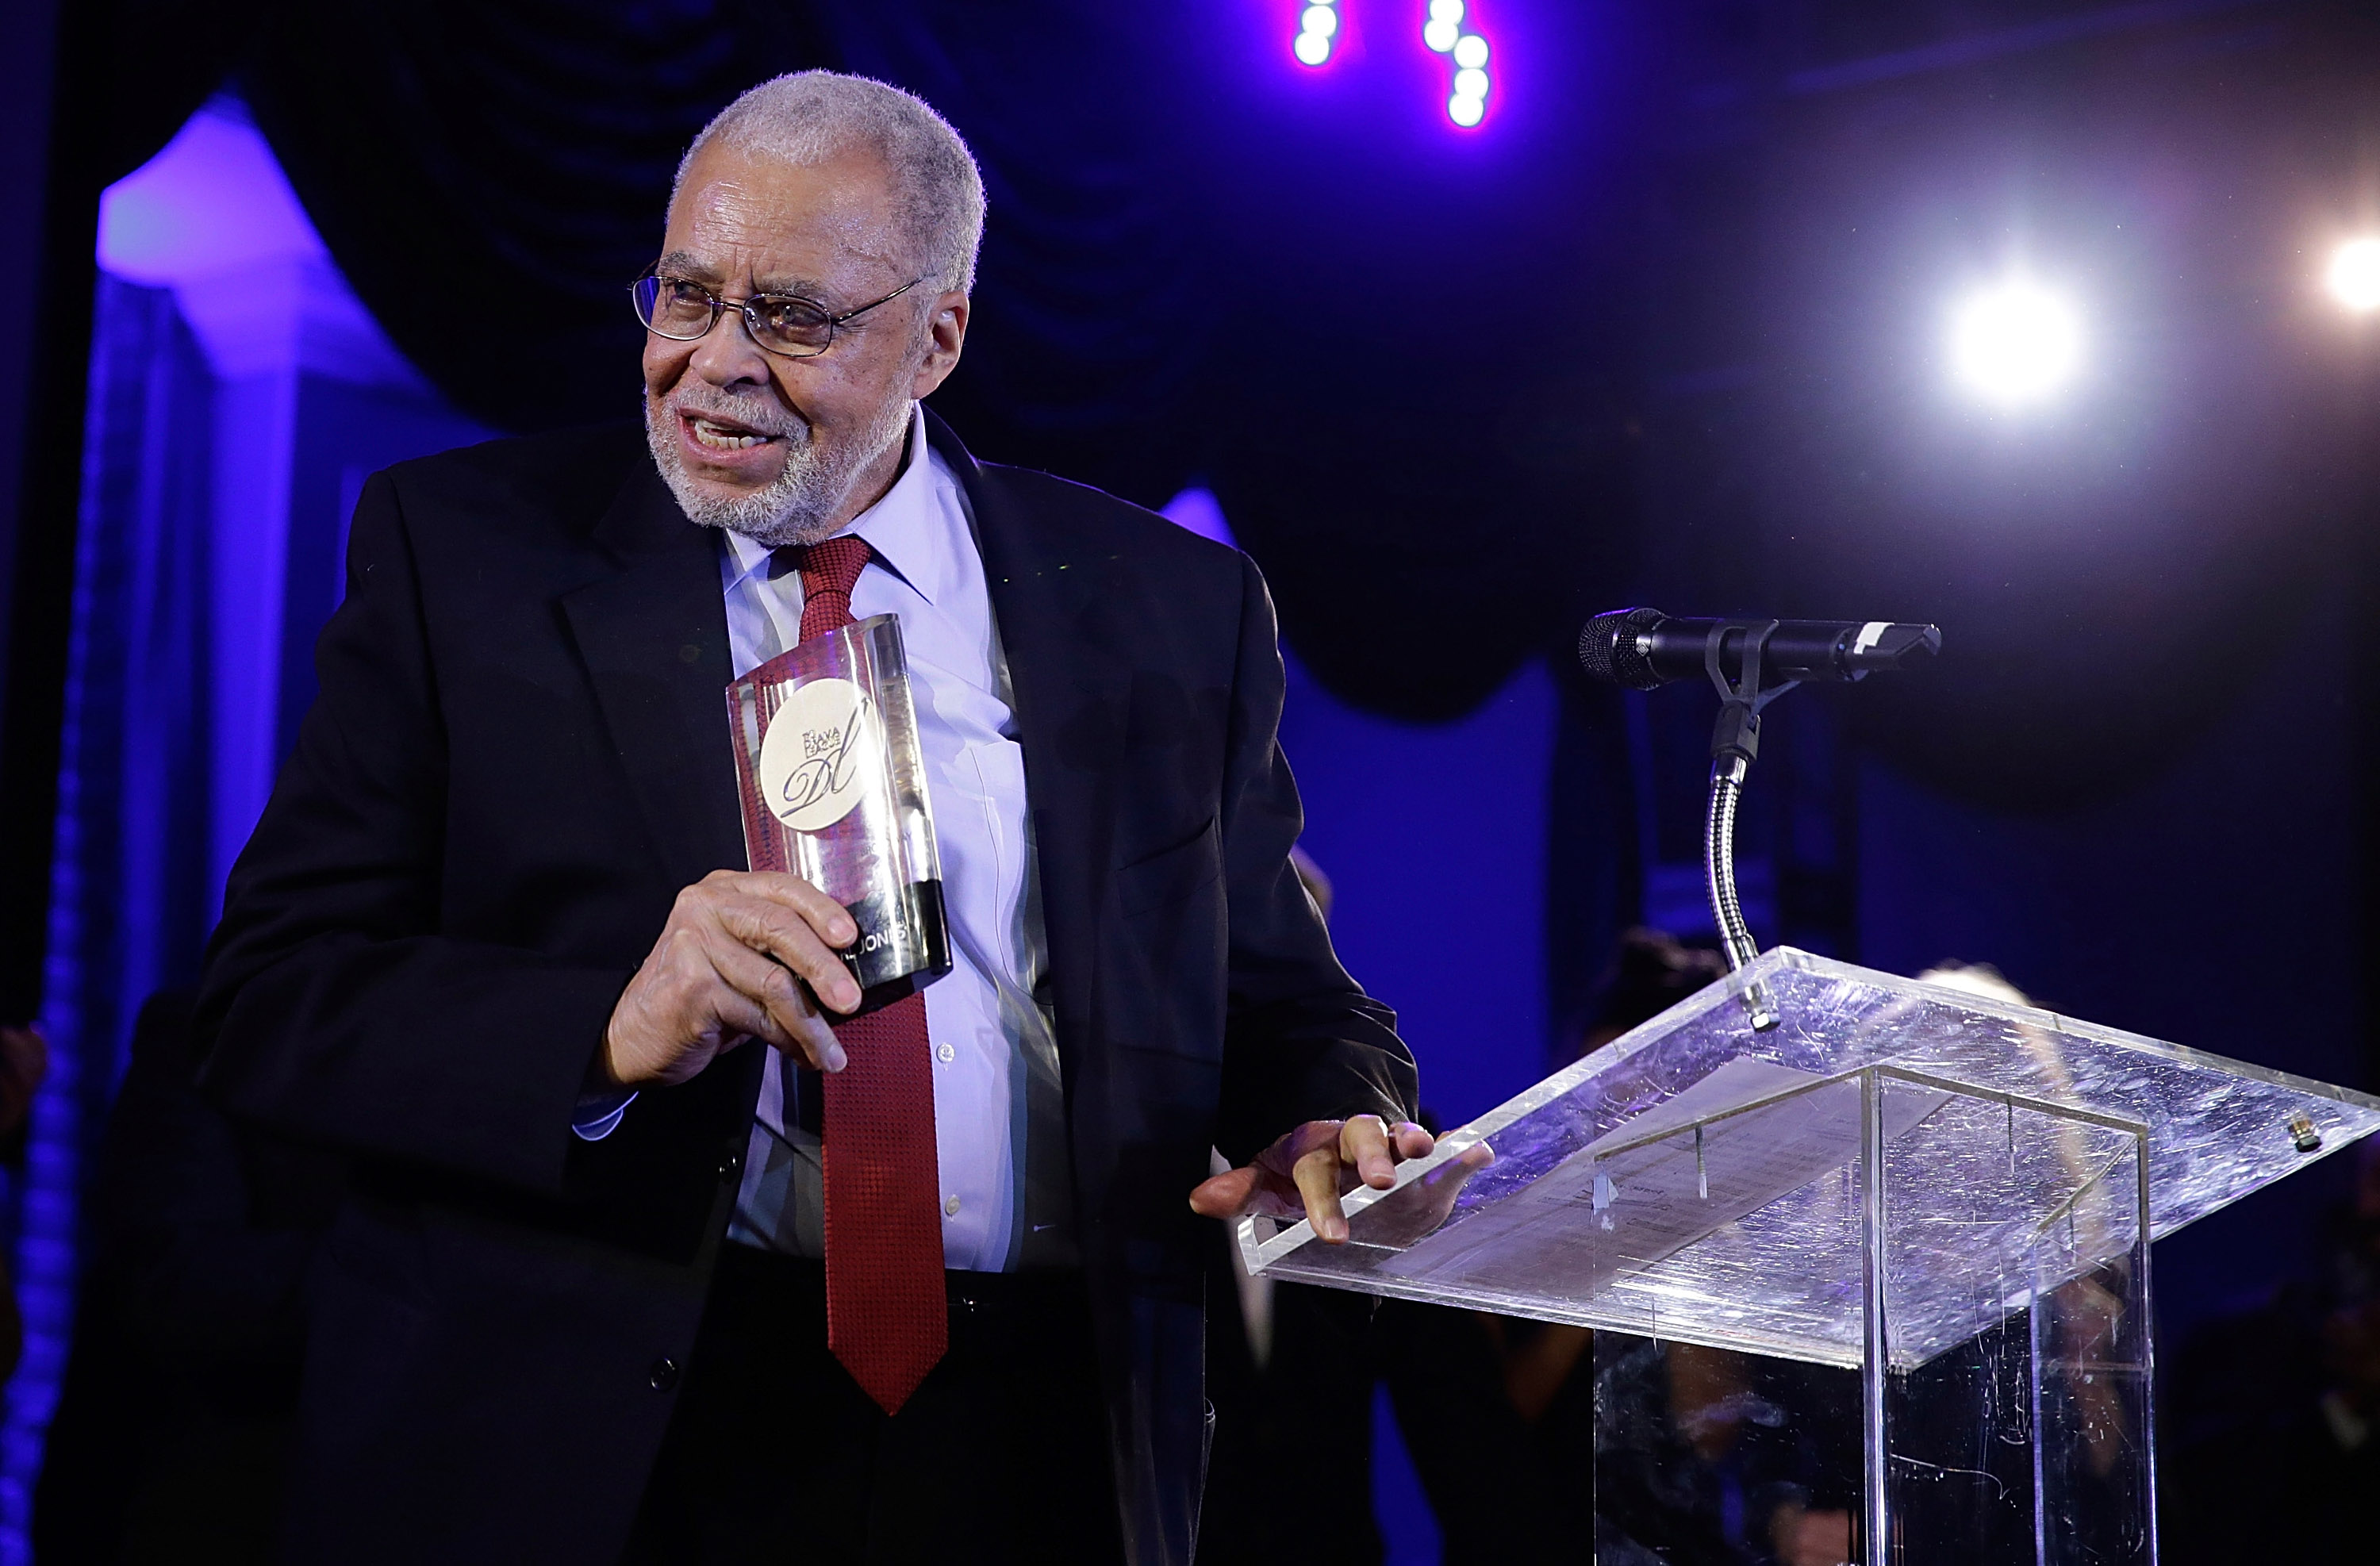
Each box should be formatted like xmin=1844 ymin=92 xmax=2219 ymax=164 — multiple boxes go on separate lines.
xmin=1213 ymin=551 xmax=1420 ymax=1165
xmin=192 ymin=471 xmax=633 ymax=1199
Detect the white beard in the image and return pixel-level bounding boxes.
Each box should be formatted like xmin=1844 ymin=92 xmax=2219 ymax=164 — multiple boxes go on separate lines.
xmin=645 ymin=386 xmax=915 ymax=548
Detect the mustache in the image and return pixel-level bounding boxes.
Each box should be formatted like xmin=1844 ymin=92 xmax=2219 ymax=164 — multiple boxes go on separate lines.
xmin=663 ymin=385 xmax=808 ymax=443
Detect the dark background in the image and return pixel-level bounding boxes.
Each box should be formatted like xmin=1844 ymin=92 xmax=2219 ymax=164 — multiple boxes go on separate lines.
xmin=3 ymin=0 xmax=2378 ymax=1558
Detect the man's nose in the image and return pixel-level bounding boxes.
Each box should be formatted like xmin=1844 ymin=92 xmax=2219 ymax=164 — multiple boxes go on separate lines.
xmin=686 ymin=306 xmax=775 ymax=390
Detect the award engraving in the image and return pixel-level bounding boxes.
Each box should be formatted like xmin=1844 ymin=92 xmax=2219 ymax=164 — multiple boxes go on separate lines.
xmin=727 ymin=614 xmax=952 ymax=1011
xmin=758 ymin=677 xmax=879 ymax=832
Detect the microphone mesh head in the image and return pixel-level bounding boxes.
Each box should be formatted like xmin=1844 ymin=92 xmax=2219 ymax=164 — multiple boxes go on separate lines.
xmin=1578 ymin=608 xmax=1664 ymax=689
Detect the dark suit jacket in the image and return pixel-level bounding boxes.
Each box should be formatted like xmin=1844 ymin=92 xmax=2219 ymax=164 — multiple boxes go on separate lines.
xmin=194 ymin=410 xmax=1418 ymax=1565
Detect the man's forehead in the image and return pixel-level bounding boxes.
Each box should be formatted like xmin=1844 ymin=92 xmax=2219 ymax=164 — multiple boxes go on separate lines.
xmin=652 ymin=248 xmax=834 ymax=297
xmin=663 ymin=145 xmax=903 ymax=279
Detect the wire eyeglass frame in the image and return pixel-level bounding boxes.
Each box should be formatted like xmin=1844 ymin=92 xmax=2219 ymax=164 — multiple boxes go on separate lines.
xmin=630 ymin=273 xmax=923 ymax=359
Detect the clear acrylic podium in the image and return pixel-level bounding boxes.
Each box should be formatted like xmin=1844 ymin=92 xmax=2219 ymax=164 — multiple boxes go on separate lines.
xmin=1240 ymin=948 xmax=2380 ymax=1564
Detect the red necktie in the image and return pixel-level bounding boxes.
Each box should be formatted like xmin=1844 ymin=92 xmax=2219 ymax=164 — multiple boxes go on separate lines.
xmin=786 ymin=535 xmax=947 ymax=1414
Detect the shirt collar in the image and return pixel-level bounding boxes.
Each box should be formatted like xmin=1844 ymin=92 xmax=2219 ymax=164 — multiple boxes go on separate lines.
xmin=719 ymin=403 xmax=942 ymax=605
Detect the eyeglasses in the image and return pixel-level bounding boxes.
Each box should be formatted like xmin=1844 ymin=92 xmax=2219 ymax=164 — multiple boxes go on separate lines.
xmin=629 ymin=274 xmax=923 ymax=359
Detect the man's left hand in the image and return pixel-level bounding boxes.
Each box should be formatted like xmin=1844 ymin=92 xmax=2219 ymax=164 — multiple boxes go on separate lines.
xmin=1188 ymin=1115 xmax=1434 ymax=1243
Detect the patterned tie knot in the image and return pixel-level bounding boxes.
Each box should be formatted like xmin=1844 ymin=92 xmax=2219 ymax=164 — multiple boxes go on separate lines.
xmin=784 ymin=535 xmax=873 ymax=643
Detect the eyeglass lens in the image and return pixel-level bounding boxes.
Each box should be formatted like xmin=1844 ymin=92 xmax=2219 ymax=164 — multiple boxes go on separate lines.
xmin=633 ymin=277 xmax=836 ymax=355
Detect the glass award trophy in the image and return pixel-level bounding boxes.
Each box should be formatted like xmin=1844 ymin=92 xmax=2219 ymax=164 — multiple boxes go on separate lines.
xmin=726 ymin=612 xmax=951 ymax=1011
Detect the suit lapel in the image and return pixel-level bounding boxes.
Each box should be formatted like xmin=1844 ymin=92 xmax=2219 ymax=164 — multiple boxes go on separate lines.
xmin=559 ymin=461 xmax=747 ymax=891
xmin=926 ymin=413 xmax=1129 ymax=1068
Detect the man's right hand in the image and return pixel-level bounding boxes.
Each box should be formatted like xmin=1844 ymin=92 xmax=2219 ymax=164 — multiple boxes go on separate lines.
xmin=601 ymin=869 xmax=863 ymax=1089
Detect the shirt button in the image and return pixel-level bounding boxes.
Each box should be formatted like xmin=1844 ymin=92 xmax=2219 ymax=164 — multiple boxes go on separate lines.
xmin=936 ymin=1042 xmax=955 ymax=1064
xmin=944 ymin=1195 xmax=961 ymax=1217
xmin=650 ymin=1357 xmax=681 ymax=1391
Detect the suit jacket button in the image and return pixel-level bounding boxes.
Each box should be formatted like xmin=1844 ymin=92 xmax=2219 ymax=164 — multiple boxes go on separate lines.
xmin=718 ymin=1147 xmax=742 ymax=1178
xmin=650 ymin=1357 xmax=681 ymax=1391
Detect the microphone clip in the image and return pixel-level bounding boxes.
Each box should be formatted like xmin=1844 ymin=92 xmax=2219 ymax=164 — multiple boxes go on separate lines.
xmin=1704 ymin=619 xmax=1798 ymax=766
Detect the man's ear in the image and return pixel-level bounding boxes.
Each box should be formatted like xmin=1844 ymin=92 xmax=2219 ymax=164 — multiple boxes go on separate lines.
xmin=911 ymin=291 xmax=970 ymax=398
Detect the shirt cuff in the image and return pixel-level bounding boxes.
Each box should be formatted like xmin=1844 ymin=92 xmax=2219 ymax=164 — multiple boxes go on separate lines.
xmin=571 ymin=1090 xmax=636 ymax=1142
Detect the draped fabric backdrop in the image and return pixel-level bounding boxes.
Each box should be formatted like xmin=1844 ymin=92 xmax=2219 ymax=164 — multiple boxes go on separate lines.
xmin=10 ymin=280 xmax=221 ymax=1560
xmin=21 ymin=2 xmax=2374 ymax=789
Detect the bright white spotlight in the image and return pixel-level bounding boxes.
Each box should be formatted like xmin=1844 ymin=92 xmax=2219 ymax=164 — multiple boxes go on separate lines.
xmin=1948 ymin=281 xmax=2082 ymax=405
xmin=1293 ymin=27 xmax=1330 ymax=65
xmin=1302 ymin=4 xmax=1336 ymax=37
xmin=2328 ymin=238 xmax=2380 ymax=313
xmin=1423 ymin=4 xmax=1494 ymax=131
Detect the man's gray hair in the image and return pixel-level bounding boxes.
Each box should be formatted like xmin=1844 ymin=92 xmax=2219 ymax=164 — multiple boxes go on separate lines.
xmin=678 ymin=71 xmax=986 ymax=296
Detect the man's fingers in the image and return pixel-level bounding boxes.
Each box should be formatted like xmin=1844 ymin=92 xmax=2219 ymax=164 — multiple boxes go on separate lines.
xmin=1341 ymin=1114 xmax=1398 ymax=1189
xmin=1184 ymin=1119 xmax=1458 ymax=1244
xmin=716 ymin=869 xmax=859 ymax=946
xmin=774 ymin=1010 xmax=846 ymax=1073
xmin=1293 ymin=1144 xmax=1349 ymax=1242
xmin=608 ymin=873 xmax=867 ymax=1089
xmin=698 ymin=946 xmax=804 ymax=1057
xmin=712 ymin=892 xmax=863 ymax=1014
xmin=708 ymin=940 xmax=847 ymax=1072
xmin=1188 ymin=1166 xmax=1261 ymax=1219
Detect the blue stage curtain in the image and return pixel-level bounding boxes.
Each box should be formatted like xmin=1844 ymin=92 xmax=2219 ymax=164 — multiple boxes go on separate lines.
xmin=5 ymin=234 xmax=493 ymax=1550
xmin=2 ymin=278 xmax=218 ymax=1558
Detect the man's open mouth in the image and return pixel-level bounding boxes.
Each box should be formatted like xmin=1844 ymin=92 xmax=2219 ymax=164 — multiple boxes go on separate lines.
xmin=683 ymin=411 xmax=778 ymax=451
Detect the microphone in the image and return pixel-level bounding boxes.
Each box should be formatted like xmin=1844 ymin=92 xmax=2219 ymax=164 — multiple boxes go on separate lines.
xmin=1578 ymin=608 xmax=1940 ymax=692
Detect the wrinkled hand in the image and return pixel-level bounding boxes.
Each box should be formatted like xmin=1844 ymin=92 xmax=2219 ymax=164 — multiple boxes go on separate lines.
xmin=1188 ymin=1115 xmax=1438 ymax=1243
xmin=603 ymin=869 xmax=861 ymax=1089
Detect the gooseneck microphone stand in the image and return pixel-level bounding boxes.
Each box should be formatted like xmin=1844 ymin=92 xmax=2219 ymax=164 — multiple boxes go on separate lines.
xmin=1699 ymin=620 xmax=1794 ymax=1030
xmin=1580 ymin=605 xmax=1940 ymax=1032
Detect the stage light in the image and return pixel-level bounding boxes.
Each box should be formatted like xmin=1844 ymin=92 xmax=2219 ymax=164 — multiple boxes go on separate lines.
xmin=1425 ymin=0 xmax=1463 ymax=52
xmin=1948 ymin=281 xmax=2083 ymax=405
xmin=1292 ymin=1 xmax=1491 ymax=125
xmin=1293 ymin=0 xmax=1338 ymax=66
xmin=1424 ymin=0 xmax=1491 ymax=129
xmin=2328 ymin=238 xmax=2380 ymax=313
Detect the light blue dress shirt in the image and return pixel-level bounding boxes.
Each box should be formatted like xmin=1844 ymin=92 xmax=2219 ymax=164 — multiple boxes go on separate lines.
xmin=581 ymin=405 xmax=1073 ymax=1273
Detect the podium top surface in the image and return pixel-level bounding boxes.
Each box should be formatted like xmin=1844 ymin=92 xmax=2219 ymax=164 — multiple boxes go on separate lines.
xmin=1242 ymin=948 xmax=2380 ymax=1366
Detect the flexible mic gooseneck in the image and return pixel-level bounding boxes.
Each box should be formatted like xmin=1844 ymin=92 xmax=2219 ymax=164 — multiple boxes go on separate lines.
xmin=1572 ymin=606 xmax=1942 ymax=1028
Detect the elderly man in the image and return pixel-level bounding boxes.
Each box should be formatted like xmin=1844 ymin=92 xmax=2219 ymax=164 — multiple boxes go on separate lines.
xmin=197 ymin=70 xmax=1439 ymax=1565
